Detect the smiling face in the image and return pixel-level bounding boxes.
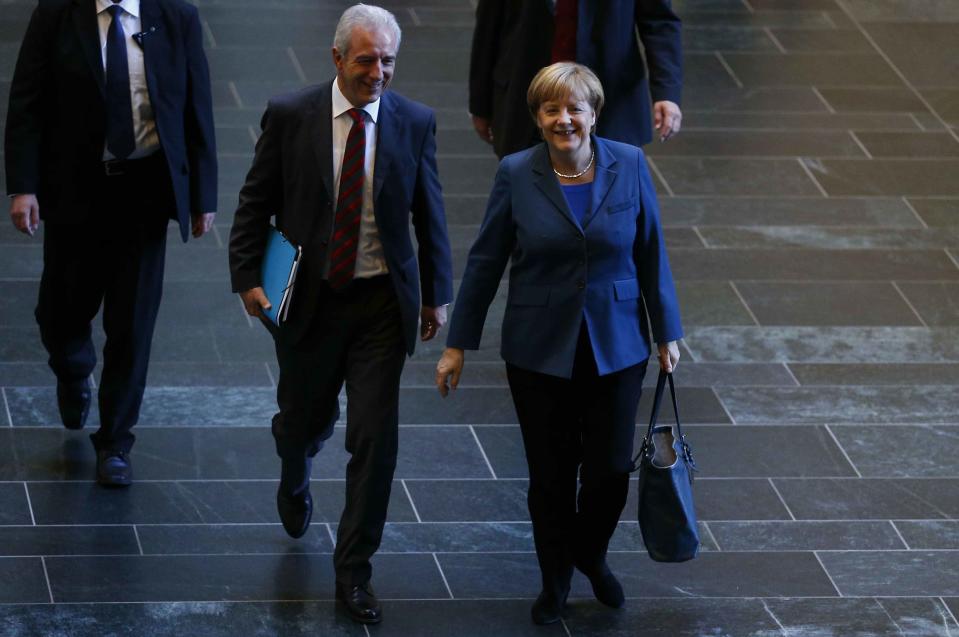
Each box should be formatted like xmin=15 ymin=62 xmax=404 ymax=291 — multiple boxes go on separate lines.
xmin=535 ymin=90 xmax=596 ymax=157
xmin=332 ymin=26 xmax=396 ymax=107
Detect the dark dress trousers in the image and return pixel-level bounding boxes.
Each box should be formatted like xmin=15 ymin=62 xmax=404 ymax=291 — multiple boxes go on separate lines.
xmin=469 ymin=0 xmax=683 ymax=157
xmin=4 ymin=0 xmax=217 ymax=453
xmin=228 ymin=81 xmax=453 ymax=587
xmin=447 ymin=137 xmax=682 ymax=597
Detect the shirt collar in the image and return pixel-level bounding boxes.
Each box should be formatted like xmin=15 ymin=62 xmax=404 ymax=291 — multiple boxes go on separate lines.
xmin=331 ymin=77 xmax=380 ymax=124
xmin=97 ymin=0 xmax=140 ymax=18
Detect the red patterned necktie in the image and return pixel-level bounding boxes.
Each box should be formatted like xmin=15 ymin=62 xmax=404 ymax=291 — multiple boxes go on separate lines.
xmin=328 ymin=108 xmax=366 ymax=290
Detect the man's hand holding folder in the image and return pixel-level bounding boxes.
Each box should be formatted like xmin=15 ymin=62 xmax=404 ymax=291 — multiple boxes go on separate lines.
xmin=240 ymin=287 xmax=272 ymax=321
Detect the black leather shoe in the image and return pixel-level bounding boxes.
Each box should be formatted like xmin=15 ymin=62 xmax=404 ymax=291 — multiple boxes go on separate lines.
xmin=577 ymin=560 xmax=625 ymax=608
xmin=96 ymin=450 xmax=132 ymax=487
xmin=276 ymin=487 xmax=312 ymax=539
xmin=531 ymin=590 xmax=567 ymax=625
xmin=336 ymin=583 xmax=382 ymax=624
xmin=57 ymin=379 xmax=91 ymax=430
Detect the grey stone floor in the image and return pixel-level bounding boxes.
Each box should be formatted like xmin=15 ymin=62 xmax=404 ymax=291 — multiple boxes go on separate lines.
xmin=1 ymin=0 xmax=959 ymax=635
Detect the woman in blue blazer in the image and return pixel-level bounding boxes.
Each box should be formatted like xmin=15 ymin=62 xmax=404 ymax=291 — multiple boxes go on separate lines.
xmin=436 ymin=63 xmax=683 ymax=625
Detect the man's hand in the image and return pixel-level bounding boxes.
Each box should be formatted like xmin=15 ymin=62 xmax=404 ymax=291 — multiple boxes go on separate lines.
xmin=191 ymin=212 xmax=215 ymax=238
xmin=239 ymin=286 xmax=272 ymax=319
xmin=653 ymin=100 xmax=682 ymax=142
xmin=470 ymin=114 xmax=494 ymax=145
xmin=435 ymin=347 xmax=464 ymax=398
xmin=10 ymin=194 xmax=40 ymax=235
xmin=657 ymin=340 xmax=681 ymax=373
xmin=420 ymin=305 xmax=448 ymax=341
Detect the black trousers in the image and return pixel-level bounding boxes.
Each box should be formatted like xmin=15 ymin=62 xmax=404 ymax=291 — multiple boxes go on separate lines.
xmin=272 ymin=275 xmax=407 ymax=588
xmin=506 ymin=323 xmax=648 ymax=600
xmin=35 ymin=153 xmax=173 ymax=453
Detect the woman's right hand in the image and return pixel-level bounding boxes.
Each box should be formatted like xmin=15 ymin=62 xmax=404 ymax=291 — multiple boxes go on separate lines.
xmin=435 ymin=347 xmax=465 ymax=398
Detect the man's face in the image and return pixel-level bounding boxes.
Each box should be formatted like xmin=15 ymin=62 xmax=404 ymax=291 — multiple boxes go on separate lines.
xmin=332 ymin=26 xmax=397 ymax=107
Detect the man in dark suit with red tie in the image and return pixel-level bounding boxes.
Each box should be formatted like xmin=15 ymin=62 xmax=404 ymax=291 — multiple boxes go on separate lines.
xmin=228 ymin=4 xmax=453 ymax=625
xmin=469 ymin=0 xmax=684 ymax=157
xmin=4 ymin=0 xmax=217 ymax=486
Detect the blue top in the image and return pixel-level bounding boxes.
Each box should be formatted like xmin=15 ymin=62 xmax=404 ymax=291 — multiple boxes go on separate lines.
xmin=560 ymin=182 xmax=592 ymax=227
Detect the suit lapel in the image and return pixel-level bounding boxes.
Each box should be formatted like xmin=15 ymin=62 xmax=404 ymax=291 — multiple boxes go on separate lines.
xmin=531 ymin=144 xmax=581 ymax=233
xmin=139 ymin=0 xmax=161 ymax=109
xmin=72 ymin=0 xmax=105 ymax=97
xmin=581 ymin=137 xmax=617 ymax=229
xmin=310 ymin=81 xmax=335 ymax=203
xmin=373 ymin=92 xmax=396 ymax=203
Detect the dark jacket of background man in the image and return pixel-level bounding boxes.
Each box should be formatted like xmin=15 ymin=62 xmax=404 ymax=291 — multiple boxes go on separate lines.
xmin=469 ymin=0 xmax=683 ymax=158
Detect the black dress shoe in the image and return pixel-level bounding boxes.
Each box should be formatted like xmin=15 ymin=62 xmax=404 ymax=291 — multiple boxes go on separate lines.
xmin=531 ymin=590 xmax=567 ymax=625
xmin=336 ymin=583 xmax=382 ymax=624
xmin=96 ymin=450 xmax=132 ymax=487
xmin=276 ymin=487 xmax=312 ymax=539
xmin=57 ymin=379 xmax=91 ymax=430
xmin=576 ymin=560 xmax=625 ymax=608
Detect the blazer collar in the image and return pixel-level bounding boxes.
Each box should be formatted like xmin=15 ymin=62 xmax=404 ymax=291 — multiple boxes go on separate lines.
xmin=531 ymin=136 xmax=618 ymax=232
xmin=372 ymin=91 xmax=397 ymax=203
xmin=310 ymin=81 xmax=336 ymax=203
xmin=73 ymin=0 xmax=105 ymax=97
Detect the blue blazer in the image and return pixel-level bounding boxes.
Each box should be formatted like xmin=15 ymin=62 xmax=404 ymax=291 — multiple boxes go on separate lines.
xmin=229 ymin=82 xmax=454 ymax=354
xmin=4 ymin=0 xmax=217 ymax=241
xmin=447 ymin=137 xmax=682 ymax=378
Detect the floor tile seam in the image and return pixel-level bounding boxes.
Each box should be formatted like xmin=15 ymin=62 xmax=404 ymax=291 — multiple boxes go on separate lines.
xmin=727 ymin=281 xmax=761 ymax=327
xmin=822 ymin=424 xmax=863 ymax=479
xmin=812 ymin=550 xmax=844 ymax=597
xmin=1 ymin=595 xmax=955 ymax=608
xmin=14 ymin=475 xmax=959 ymax=485
xmin=713 ymin=50 xmax=744 ymax=89
xmin=40 ymin=556 xmax=54 ymax=603
xmin=940 ymin=597 xmax=959 ymax=626
xmin=796 ymin=157 xmax=830 ymax=197
xmin=468 ymin=425 xmax=498 ymax=479
xmin=22 ymin=482 xmax=36 ymax=526
xmin=760 ymin=598 xmax=789 ymax=637
xmin=3 ymin=519 xmax=954 ymax=528
xmin=889 ymin=280 xmax=929 ymax=327
xmin=828 ymin=3 xmax=959 ymax=143
xmin=15 ymin=548 xmax=959 ymax=559
xmin=846 ymin=130 xmax=873 ymax=158
xmin=768 ymin=478 xmax=797 ymax=521
xmin=431 ymin=553 xmax=454 ymax=599
xmin=1 ymin=388 xmax=12 ymax=428
xmin=887 ymin=521 xmax=911 ymax=550
xmin=900 ymin=196 xmax=930 ymax=229
xmin=401 ymin=480 xmax=423 ymax=523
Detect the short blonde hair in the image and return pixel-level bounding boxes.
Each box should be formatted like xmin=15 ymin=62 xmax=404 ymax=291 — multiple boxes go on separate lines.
xmin=527 ymin=62 xmax=605 ymax=121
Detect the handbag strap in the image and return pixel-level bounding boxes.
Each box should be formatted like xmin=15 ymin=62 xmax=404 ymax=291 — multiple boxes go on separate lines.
xmin=632 ymin=370 xmax=696 ymax=472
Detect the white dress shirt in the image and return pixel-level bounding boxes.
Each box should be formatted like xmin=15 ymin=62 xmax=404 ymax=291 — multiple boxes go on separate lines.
xmin=96 ymin=0 xmax=159 ymax=160
xmin=329 ymin=78 xmax=388 ymax=280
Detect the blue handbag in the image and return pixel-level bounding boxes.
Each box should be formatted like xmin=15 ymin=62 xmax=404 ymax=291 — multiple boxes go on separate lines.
xmin=633 ymin=371 xmax=700 ymax=562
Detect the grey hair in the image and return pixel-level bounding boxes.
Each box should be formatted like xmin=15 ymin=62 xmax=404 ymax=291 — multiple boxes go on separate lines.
xmin=333 ymin=4 xmax=402 ymax=57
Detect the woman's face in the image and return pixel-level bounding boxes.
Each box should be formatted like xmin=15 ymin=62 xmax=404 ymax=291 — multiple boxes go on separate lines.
xmin=535 ymin=91 xmax=595 ymax=156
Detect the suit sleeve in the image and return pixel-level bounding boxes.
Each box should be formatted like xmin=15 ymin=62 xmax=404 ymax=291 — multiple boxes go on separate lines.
xmin=229 ymin=104 xmax=282 ymax=293
xmin=183 ymin=5 xmax=217 ymax=214
xmin=411 ymin=111 xmax=453 ymax=308
xmin=468 ymin=0 xmax=504 ymax=118
xmin=446 ymin=161 xmax=513 ymax=350
xmin=4 ymin=5 xmax=51 ymax=196
xmin=634 ymin=151 xmax=683 ymax=344
xmin=635 ymin=0 xmax=683 ymax=106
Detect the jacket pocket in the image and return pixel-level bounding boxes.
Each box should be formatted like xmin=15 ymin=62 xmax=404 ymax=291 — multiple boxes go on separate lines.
xmin=507 ymin=283 xmax=551 ymax=307
xmin=607 ymin=196 xmax=638 ymax=215
xmin=613 ymin=278 xmax=640 ymax=301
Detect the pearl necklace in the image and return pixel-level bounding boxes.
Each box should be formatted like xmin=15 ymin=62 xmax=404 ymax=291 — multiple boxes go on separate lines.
xmin=552 ymin=149 xmax=595 ymax=180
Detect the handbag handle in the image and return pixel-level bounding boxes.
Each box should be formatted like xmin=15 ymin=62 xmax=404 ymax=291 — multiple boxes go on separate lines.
xmin=631 ymin=371 xmax=696 ymax=473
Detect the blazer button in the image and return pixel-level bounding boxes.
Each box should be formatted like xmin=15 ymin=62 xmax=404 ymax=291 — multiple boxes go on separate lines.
xmin=576 ymin=280 xmax=585 ymax=290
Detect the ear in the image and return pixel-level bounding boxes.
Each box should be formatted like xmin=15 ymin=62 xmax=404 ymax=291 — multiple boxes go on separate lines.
xmin=331 ymin=47 xmax=343 ymax=70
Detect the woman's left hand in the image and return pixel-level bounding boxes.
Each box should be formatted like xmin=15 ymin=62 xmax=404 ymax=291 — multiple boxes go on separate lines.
xmin=657 ymin=341 xmax=680 ymax=373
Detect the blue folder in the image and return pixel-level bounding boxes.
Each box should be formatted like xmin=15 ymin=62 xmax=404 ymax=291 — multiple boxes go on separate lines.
xmin=261 ymin=226 xmax=302 ymax=325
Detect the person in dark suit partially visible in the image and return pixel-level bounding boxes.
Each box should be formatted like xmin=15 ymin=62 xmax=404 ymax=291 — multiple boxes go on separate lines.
xmin=4 ymin=0 xmax=217 ymax=486
xmin=228 ymin=4 xmax=453 ymax=625
xmin=469 ymin=0 xmax=683 ymax=158
xmin=437 ymin=63 xmax=682 ymax=625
